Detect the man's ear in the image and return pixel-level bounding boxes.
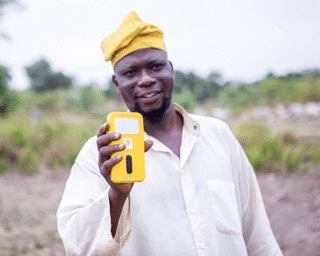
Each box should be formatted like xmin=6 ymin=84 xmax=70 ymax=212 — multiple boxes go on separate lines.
xmin=169 ymin=61 xmax=175 ymax=80
xmin=112 ymin=74 xmax=118 ymax=88
xmin=112 ymin=74 xmax=122 ymax=96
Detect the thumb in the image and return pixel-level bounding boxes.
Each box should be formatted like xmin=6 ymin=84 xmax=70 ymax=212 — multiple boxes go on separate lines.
xmin=144 ymin=140 xmax=153 ymax=152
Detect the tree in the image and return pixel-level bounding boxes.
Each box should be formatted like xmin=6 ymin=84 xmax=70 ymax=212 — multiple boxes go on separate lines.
xmin=103 ymin=78 xmax=120 ymax=100
xmin=0 ymin=65 xmax=18 ymax=117
xmin=174 ymin=70 xmax=224 ymax=102
xmin=25 ymin=59 xmax=73 ymax=93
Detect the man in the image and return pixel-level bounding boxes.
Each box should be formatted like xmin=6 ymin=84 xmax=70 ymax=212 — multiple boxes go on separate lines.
xmin=57 ymin=11 xmax=282 ymax=256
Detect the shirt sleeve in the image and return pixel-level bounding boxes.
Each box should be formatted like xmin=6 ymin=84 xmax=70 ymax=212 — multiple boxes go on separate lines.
xmin=228 ymin=130 xmax=283 ymax=256
xmin=56 ymin=136 xmax=132 ymax=256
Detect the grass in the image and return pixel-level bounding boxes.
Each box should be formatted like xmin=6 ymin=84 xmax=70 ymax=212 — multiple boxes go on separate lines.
xmin=231 ymin=122 xmax=320 ymax=173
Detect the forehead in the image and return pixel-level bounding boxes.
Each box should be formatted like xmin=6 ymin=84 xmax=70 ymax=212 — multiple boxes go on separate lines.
xmin=114 ymin=48 xmax=168 ymax=71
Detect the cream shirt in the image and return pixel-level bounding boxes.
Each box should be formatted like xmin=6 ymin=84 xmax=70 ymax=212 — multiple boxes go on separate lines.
xmin=57 ymin=106 xmax=282 ymax=256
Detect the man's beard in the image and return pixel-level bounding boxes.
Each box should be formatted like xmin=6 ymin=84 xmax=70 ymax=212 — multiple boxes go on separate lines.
xmin=132 ymin=96 xmax=172 ymax=123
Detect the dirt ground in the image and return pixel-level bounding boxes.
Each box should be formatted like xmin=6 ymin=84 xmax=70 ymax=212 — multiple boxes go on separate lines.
xmin=0 ymin=169 xmax=320 ymax=255
xmin=258 ymin=172 xmax=320 ymax=256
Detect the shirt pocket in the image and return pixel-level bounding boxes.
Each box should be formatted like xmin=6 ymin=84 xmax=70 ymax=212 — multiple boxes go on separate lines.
xmin=207 ymin=179 xmax=241 ymax=235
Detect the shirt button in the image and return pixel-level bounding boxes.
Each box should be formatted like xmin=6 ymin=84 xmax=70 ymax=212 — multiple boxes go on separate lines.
xmin=199 ymin=243 xmax=206 ymax=249
xmin=190 ymin=208 xmax=196 ymax=214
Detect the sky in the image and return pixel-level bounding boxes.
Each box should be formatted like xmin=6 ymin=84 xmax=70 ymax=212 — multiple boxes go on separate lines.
xmin=1 ymin=0 xmax=320 ymax=90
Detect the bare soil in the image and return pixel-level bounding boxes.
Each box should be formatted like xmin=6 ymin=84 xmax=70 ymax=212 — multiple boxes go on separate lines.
xmin=0 ymin=170 xmax=67 ymax=255
xmin=258 ymin=172 xmax=320 ymax=256
xmin=0 ymin=169 xmax=319 ymax=255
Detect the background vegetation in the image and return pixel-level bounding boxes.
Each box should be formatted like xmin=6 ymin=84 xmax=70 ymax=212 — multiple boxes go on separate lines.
xmin=1 ymin=56 xmax=320 ymax=175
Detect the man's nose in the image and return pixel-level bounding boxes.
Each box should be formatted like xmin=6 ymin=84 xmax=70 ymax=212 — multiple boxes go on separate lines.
xmin=137 ymin=70 xmax=156 ymax=87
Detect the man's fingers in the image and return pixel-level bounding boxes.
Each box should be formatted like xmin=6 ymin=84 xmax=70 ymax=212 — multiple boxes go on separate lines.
xmin=99 ymin=143 xmax=126 ymax=160
xmin=97 ymin=132 xmax=121 ymax=149
xmin=144 ymin=140 xmax=153 ymax=152
xmin=100 ymin=155 xmax=123 ymax=178
xmin=97 ymin=122 xmax=109 ymax=137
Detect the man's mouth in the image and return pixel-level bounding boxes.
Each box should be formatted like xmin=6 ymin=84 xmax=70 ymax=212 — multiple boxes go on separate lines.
xmin=141 ymin=92 xmax=158 ymax=98
xmin=138 ymin=91 xmax=161 ymax=99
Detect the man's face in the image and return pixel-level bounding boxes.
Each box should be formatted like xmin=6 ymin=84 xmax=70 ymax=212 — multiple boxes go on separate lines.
xmin=112 ymin=48 xmax=174 ymax=119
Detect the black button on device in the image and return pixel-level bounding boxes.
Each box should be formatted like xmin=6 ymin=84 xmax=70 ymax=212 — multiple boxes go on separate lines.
xmin=126 ymin=155 xmax=133 ymax=174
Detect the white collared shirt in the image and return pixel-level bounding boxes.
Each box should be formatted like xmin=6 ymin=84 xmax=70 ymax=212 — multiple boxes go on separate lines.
xmin=57 ymin=105 xmax=282 ymax=256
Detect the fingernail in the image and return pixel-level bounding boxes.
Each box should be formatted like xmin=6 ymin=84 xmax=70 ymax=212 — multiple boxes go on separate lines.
xmin=120 ymin=143 xmax=126 ymax=150
xmin=116 ymin=155 xmax=122 ymax=160
xmin=114 ymin=132 xmax=121 ymax=139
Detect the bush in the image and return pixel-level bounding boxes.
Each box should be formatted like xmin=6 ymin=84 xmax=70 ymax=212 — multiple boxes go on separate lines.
xmin=173 ymin=88 xmax=196 ymax=112
xmin=236 ymin=123 xmax=283 ymax=172
xmin=0 ymin=138 xmax=19 ymax=173
xmin=0 ymin=158 xmax=8 ymax=174
xmin=0 ymin=65 xmax=19 ymax=117
xmin=10 ymin=129 xmax=28 ymax=148
xmin=18 ymin=147 xmax=41 ymax=174
xmin=301 ymin=141 xmax=320 ymax=165
xmin=244 ymin=139 xmax=282 ymax=171
xmin=282 ymin=146 xmax=301 ymax=172
xmin=47 ymin=146 xmax=68 ymax=170
xmin=280 ymin=131 xmax=297 ymax=146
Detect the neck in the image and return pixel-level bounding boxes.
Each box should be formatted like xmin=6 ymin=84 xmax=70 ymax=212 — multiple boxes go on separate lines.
xmin=144 ymin=103 xmax=180 ymax=135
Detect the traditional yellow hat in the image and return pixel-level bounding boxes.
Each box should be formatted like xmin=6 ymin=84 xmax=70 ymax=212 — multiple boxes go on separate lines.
xmin=101 ymin=11 xmax=167 ymax=68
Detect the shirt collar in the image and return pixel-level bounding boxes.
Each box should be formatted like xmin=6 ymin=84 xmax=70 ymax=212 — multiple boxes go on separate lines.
xmin=173 ymin=104 xmax=200 ymax=136
xmin=144 ymin=104 xmax=200 ymax=153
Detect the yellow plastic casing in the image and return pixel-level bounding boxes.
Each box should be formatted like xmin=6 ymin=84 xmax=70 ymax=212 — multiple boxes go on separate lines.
xmin=107 ymin=112 xmax=145 ymax=183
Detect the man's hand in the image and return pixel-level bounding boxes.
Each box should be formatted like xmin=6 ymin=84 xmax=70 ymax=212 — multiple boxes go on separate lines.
xmin=97 ymin=122 xmax=153 ymax=237
xmin=97 ymin=122 xmax=132 ymax=195
xmin=97 ymin=122 xmax=153 ymax=195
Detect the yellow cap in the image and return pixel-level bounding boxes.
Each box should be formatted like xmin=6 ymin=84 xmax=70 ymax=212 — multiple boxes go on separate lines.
xmin=101 ymin=11 xmax=167 ymax=68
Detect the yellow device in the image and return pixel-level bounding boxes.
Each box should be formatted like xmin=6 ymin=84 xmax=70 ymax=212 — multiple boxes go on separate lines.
xmin=107 ymin=112 xmax=145 ymax=183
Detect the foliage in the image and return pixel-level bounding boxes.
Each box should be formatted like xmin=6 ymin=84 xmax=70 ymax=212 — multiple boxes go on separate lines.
xmin=18 ymin=146 xmax=41 ymax=174
xmin=174 ymin=70 xmax=224 ymax=103
xmin=217 ymin=83 xmax=262 ymax=110
xmin=25 ymin=59 xmax=73 ymax=93
xmin=234 ymin=123 xmax=320 ymax=173
xmin=0 ymin=65 xmax=19 ymax=117
xmin=301 ymin=141 xmax=320 ymax=165
xmin=0 ymin=108 xmax=100 ymax=173
xmin=79 ymin=83 xmax=108 ymax=112
xmin=235 ymin=123 xmax=282 ymax=171
xmin=173 ymin=88 xmax=196 ymax=112
xmin=282 ymin=146 xmax=301 ymax=172
xmin=215 ymin=69 xmax=320 ymax=113
xmin=104 ymin=79 xmax=121 ymax=100
xmin=0 ymin=84 xmax=110 ymax=174
xmin=0 ymin=138 xmax=18 ymax=174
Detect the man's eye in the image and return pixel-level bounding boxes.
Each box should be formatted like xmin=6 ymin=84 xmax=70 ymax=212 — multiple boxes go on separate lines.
xmin=151 ymin=63 xmax=164 ymax=71
xmin=123 ymin=70 xmax=136 ymax=77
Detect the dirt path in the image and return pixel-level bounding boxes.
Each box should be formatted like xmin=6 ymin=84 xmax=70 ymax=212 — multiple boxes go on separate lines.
xmin=0 ymin=170 xmax=68 ymax=255
xmin=0 ymin=170 xmax=320 ymax=255
xmin=258 ymin=172 xmax=320 ymax=256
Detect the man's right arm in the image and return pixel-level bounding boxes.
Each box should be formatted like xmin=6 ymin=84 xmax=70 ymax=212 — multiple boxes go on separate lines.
xmin=97 ymin=122 xmax=153 ymax=237
xmin=57 ymin=132 xmax=132 ymax=256
xmin=57 ymin=124 xmax=152 ymax=255
xmin=96 ymin=123 xmax=133 ymax=237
